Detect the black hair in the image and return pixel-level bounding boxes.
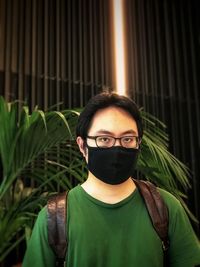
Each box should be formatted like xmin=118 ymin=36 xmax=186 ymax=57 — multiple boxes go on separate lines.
xmin=76 ymin=92 xmax=143 ymax=139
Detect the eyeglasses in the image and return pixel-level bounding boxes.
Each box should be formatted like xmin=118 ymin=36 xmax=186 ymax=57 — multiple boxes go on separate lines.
xmin=86 ymin=135 xmax=141 ymax=149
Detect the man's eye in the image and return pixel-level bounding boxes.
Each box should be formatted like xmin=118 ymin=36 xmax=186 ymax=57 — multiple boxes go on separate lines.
xmin=99 ymin=137 xmax=110 ymax=142
xmin=123 ymin=137 xmax=134 ymax=143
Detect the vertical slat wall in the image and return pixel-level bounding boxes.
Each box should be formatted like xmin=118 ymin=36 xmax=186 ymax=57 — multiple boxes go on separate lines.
xmin=0 ymin=0 xmax=114 ymax=110
xmin=125 ymin=0 xmax=200 ymax=234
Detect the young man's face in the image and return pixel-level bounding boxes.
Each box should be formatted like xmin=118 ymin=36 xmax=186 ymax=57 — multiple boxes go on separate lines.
xmin=77 ymin=106 xmax=139 ymax=161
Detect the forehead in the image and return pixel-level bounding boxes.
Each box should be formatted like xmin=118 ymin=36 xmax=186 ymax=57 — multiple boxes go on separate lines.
xmin=88 ymin=106 xmax=138 ymax=135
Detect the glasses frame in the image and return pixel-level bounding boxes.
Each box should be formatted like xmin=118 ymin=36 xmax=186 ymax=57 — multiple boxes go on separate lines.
xmin=86 ymin=135 xmax=141 ymax=149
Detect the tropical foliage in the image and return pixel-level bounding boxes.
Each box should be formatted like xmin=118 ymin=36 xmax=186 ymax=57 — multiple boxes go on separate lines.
xmin=138 ymin=110 xmax=194 ymax=219
xmin=0 ymin=97 xmax=83 ymax=262
xmin=0 ymin=97 xmax=193 ymax=262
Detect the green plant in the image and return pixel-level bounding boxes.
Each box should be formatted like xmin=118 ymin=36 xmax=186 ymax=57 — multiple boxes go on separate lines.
xmin=137 ymin=110 xmax=195 ymax=220
xmin=0 ymin=97 xmax=194 ymax=263
xmin=0 ymin=97 xmax=84 ymax=262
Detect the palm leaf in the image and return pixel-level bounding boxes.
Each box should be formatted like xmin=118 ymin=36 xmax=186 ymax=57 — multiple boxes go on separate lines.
xmin=0 ymin=97 xmax=82 ymax=260
xmin=139 ymin=110 xmax=190 ymax=191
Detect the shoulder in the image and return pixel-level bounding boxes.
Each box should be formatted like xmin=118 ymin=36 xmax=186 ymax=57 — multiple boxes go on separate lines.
xmin=157 ymin=188 xmax=188 ymax=222
xmin=157 ymin=187 xmax=198 ymax=238
xmin=68 ymin=184 xmax=82 ymax=200
xmin=157 ymin=188 xmax=182 ymax=210
xmin=68 ymin=184 xmax=81 ymax=195
xmin=38 ymin=205 xmax=48 ymax=217
xmin=156 ymin=188 xmax=189 ymax=229
xmin=157 ymin=188 xmax=200 ymax=264
xmin=67 ymin=185 xmax=84 ymax=210
xmin=32 ymin=206 xmax=48 ymax=234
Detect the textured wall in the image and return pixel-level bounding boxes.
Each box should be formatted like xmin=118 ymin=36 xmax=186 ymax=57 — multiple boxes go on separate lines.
xmin=124 ymin=0 xmax=200 ymax=234
xmin=0 ymin=0 xmax=114 ymax=109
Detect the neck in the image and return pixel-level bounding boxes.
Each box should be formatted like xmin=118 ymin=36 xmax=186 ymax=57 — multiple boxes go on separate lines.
xmin=81 ymin=173 xmax=136 ymax=204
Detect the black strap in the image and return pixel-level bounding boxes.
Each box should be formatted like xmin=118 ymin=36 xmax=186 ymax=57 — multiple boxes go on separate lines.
xmin=133 ymin=179 xmax=169 ymax=266
xmin=47 ymin=191 xmax=69 ymax=267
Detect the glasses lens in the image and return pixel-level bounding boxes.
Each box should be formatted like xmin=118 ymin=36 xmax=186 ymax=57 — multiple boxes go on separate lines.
xmin=96 ymin=136 xmax=114 ymax=147
xmin=121 ymin=136 xmax=139 ymax=148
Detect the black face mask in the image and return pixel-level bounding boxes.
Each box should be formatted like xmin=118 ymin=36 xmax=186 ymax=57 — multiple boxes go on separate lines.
xmin=86 ymin=146 xmax=139 ymax=185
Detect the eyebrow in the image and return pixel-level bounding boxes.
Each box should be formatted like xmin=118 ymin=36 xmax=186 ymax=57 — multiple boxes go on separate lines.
xmin=94 ymin=129 xmax=138 ymax=135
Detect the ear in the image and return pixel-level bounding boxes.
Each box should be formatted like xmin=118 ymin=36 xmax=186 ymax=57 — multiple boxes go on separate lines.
xmin=76 ymin=136 xmax=87 ymax=158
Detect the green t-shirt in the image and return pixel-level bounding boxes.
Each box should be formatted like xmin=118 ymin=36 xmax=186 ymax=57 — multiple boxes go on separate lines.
xmin=22 ymin=185 xmax=200 ymax=267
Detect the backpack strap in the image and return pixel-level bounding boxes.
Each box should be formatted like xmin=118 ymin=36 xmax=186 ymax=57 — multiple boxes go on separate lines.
xmin=47 ymin=191 xmax=69 ymax=267
xmin=133 ymin=179 xmax=169 ymax=266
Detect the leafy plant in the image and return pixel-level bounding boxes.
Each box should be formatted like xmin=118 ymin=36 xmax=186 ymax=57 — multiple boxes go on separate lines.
xmin=0 ymin=97 xmax=194 ymax=263
xmin=137 ymin=110 xmax=195 ymax=220
xmin=0 ymin=97 xmax=84 ymax=262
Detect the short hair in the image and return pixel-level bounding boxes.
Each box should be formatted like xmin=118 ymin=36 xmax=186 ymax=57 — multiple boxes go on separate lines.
xmin=76 ymin=92 xmax=143 ymax=139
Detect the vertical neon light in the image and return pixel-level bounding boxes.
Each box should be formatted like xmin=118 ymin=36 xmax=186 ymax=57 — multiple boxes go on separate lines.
xmin=112 ymin=0 xmax=126 ymax=95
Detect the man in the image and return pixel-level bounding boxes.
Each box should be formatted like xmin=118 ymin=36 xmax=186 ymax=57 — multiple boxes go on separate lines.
xmin=23 ymin=92 xmax=200 ymax=267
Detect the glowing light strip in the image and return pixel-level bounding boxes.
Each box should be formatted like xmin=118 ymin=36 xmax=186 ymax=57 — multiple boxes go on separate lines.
xmin=112 ymin=0 xmax=126 ymax=95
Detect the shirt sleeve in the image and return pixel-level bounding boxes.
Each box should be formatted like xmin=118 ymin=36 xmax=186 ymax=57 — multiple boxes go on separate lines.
xmin=167 ymin=196 xmax=200 ymax=267
xmin=22 ymin=206 xmax=56 ymax=267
